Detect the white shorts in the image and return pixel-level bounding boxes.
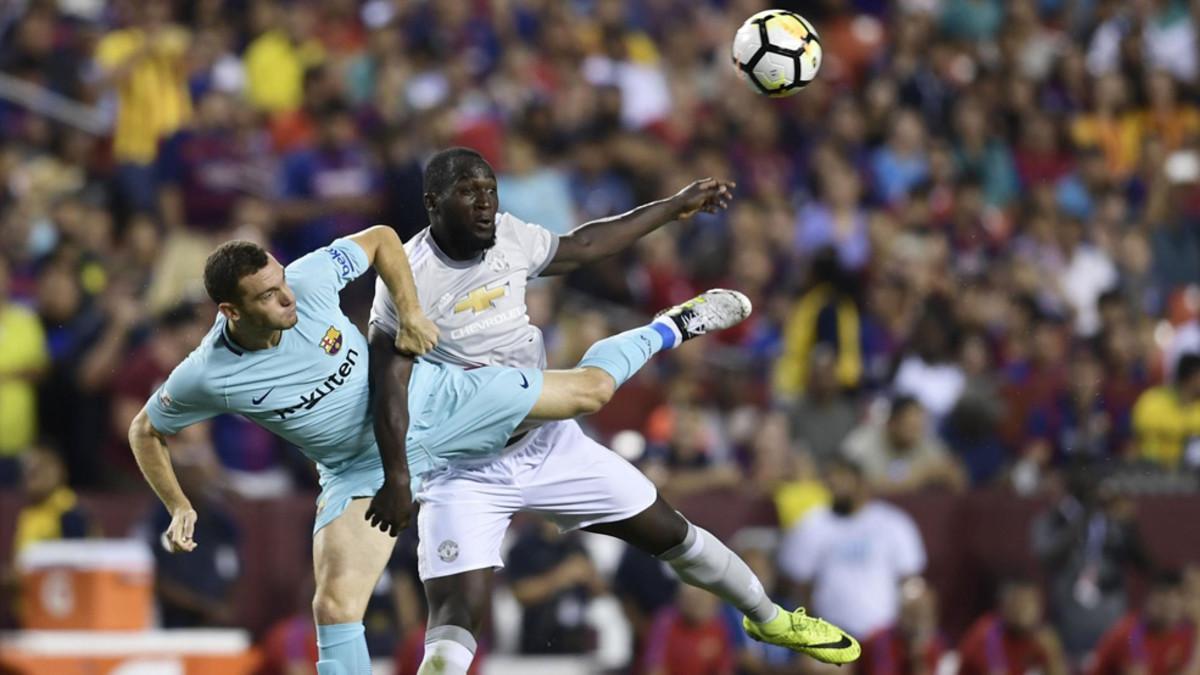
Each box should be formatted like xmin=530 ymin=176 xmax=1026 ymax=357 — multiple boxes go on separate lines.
xmin=413 ymin=419 xmax=658 ymax=581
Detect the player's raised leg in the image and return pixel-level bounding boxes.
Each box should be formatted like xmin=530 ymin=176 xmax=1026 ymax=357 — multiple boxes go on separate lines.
xmin=526 ymin=289 xmax=752 ymax=420
xmin=312 ymin=497 xmax=397 ymax=674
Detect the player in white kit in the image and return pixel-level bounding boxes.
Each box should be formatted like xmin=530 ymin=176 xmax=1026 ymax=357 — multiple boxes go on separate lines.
xmin=367 ymin=148 xmax=861 ymax=673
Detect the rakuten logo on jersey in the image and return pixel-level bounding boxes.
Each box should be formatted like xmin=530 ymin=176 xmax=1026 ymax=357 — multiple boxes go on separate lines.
xmin=270 ymin=349 xmax=359 ymax=420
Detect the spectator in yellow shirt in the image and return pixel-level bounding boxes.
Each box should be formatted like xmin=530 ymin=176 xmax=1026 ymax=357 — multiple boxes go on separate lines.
xmin=244 ymin=1 xmax=326 ymax=114
xmin=94 ymin=0 xmax=192 ymax=214
xmin=1132 ymin=353 xmax=1200 ymax=469
xmin=1070 ymin=73 xmax=1143 ymax=179
xmin=0 ymin=257 xmax=49 ymax=487
xmin=13 ymin=447 xmax=93 ymax=554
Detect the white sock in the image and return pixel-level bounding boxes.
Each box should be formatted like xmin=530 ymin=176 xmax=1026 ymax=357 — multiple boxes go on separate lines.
xmin=418 ymin=640 xmax=474 ymax=674
xmin=658 ymin=522 xmax=779 ymax=624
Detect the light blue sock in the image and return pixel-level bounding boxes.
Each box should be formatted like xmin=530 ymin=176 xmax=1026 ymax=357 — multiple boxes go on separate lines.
xmin=576 ymin=324 xmax=672 ymax=388
xmin=316 ymin=622 xmax=370 ymax=675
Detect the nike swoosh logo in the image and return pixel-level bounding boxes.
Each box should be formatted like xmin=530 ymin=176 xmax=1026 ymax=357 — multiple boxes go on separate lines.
xmin=251 ymin=387 xmax=275 ymax=405
xmin=801 ymin=635 xmax=855 ymax=650
xmin=519 ymin=372 xmax=529 ymax=389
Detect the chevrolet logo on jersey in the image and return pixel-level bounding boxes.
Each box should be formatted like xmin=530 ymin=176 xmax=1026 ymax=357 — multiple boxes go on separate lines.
xmin=454 ymin=284 xmax=508 ymax=314
xmin=320 ymin=326 xmax=343 ymax=355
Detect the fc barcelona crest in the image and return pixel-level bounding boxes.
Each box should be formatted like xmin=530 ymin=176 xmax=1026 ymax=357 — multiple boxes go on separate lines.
xmin=319 ymin=326 xmax=343 ymax=355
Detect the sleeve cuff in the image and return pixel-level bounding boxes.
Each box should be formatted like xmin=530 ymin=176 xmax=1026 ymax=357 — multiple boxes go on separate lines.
xmin=529 ymin=233 xmax=561 ymax=278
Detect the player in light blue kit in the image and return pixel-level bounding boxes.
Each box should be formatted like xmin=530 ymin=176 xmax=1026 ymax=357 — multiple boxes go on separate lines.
xmin=127 ymin=228 xmax=759 ymax=674
xmin=128 ymin=226 xmax=439 ymax=675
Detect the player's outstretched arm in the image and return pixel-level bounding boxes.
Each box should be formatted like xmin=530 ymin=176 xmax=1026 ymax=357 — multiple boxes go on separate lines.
xmin=128 ymin=408 xmax=197 ymax=553
xmin=541 ymin=178 xmax=735 ymax=276
xmin=365 ymin=325 xmax=416 ymax=536
xmin=348 ymin=225 xmax=439 ymax=355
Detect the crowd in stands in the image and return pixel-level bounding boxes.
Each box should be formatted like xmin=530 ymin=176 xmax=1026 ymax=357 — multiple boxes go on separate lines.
xmin=5 ymin=0 xmax=1200 ymax=672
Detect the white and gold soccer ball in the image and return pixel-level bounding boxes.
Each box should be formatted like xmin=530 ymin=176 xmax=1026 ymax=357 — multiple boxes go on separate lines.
xmin=731 ymin=9 xmax=823 ymax=98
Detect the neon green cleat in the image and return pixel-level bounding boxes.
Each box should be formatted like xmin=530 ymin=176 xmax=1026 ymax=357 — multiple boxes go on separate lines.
xmin=743 ymin=605 xmax=862 ymax=665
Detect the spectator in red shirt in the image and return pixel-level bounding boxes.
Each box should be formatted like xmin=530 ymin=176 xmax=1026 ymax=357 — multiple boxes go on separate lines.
xmin=642 ymin=584 xmax=736 ymax=675
xmin=861 ymin=578 xmax=948 ymax=675
xmin=1089 ymin=570 xmax=1197 ymax=675
xmin=958 ymin=577 xmax=1068 ymax=675
xmin=107 ymin=300 xmax=210 ymax=480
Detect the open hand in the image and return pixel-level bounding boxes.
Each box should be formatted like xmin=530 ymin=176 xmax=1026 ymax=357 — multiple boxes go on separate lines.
xmin=395 ymin=314 xmax=439 ymax=356
xmin=670 ymin=178 xmax=736 ymax=220
xmin=162 ymin=507 xmax=198 ymax=553
xmin=365 ymin=478 xmax=413 ymax=537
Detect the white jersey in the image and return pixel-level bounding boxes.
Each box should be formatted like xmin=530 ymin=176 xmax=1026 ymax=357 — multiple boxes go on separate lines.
xmin=777 ymin=502 xmax=926 ymax=638
xmin=369 ymin=212 xmax=559 ymax=369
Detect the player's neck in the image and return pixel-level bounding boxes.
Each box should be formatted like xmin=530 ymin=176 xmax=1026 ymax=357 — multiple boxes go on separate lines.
xmin=226 ymin=320 xmax=282 ymax=351
xmin=430 ymin=224 xmax=482 ymax=261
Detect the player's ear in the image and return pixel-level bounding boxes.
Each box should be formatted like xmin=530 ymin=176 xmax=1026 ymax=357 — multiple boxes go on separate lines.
xmin=217 ymin=302 xmax=239 ymax=322
xmin=423 ymin=191 xmax=438 ymax=213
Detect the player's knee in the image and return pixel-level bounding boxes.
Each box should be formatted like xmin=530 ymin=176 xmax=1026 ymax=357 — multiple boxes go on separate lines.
xmin=312 ymin=588 xmax=362 ymax=625
xmin=576 ymin=369 xmax=615 ymax=415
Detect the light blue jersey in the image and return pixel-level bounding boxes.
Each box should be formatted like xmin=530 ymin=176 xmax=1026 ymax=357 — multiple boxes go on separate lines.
xmin=146 ymin=239 xmax=375 ymax=472
xmin=145 ymin=237 xmax=544 ymax=531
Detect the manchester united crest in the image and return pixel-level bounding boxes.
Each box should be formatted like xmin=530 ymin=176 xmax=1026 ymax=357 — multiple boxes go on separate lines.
xmin=319 ymin=326 xmax=343 ymax=355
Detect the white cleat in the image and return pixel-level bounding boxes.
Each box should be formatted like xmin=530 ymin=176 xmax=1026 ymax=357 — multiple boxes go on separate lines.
xmin=656 ymin=289 xmax=753 ymax=341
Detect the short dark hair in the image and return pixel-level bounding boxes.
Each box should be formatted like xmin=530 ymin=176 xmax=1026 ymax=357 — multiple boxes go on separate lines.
xmin=423 ymin=147 xmax=490 ymax=196
xmin=889 ymin=394 xmax=921 ymax=420
xmin=1150 ymin=568 xmax=1184 ymax=590
xmin=1176 ymin=353 xmax=1200 ymax=384
xmin=204 ymin=240 xmax=269 ymax=305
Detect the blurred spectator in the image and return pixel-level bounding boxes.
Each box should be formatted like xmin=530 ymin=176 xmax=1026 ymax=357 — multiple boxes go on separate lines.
xmin=108 ymin=301 xmax=210 ymax=484
xmin=146 ymin=445 xmax=240 ymax=628
xmin=614 ymin=543 xmax=680 ymax=674
xmin=1033 ymin=465 xmax=1152 ymax=659
xmin=244 ymin=0 xmax=326 ymax=114
xmin=12 ymin=446 xmax=92 ymax=554
xmin=788 ymin=345 xmax=859 ymax=465
xmin=94 ymin=0 xmax=192 ymax=213
xmin=0 ymin=255 xmax=48 ymax=485
xmin=1023 ymin=347 xmax=1131 ymax=467
xmin=276 ymin=101 xmax=381 ymax=259
xmin=642 ymin=584 xmax=735 ymax=675
xmin=507 ymin=519 xmax=603 ymax=655
xmin=257 ymin=578 xmax=318 ymax=675
xmin=1088 ymin=569 xmax=1197 ymax=675
xmin=751 ymin=413 xmax=831 ymax=529
xmin=1056 ymin=218 xmax=1118 ymax=338
xmin=859 ymin=578 xmax=949 ymax=675
xmin=956 ymin=577 xmax=1068 ymax=675
xmin=842 ymin=395 xmax=967 ymax=495
xmin=943 ymin=330 xmax=1008 ymax=486
xmin=796 ymin=161 xmax=871 ymax=272
xmin=37 ymin=259 xmax=142 ymax=488
xmin=0 ymin=6 xmax=84 ymax=99
xmin=893 ymin=300 xmax=965 ymax=424
xmin=157 ymin=91 xmax=271 ymax=233
xmin=775 ymin=250 xmax=863 ymax=400
xmin=642 ymin=395 xmax=740 ymax=501
xmin=1132 ymin=353 xmax=1200 ymax=470
xmin=497 ymin=134 xmax=576 ymax=235
xmin=778 ymin=456 xmax=927 ymax=638
xmin=871 ymin=109 xmax=930 ymax=205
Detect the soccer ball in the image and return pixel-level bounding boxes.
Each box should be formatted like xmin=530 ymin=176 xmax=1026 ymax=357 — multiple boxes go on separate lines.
xmin=731 ymin=9 xmax=823 ymax=98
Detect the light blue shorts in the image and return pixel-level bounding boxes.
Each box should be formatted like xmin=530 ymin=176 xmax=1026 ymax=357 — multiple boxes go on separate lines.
xmin=313 ymin=447 xmax=385 ymax=535
xmin=405 ymin=361 xmax=545 ymax=478
xmin=311 ymin=362 xmax=544 ymax=534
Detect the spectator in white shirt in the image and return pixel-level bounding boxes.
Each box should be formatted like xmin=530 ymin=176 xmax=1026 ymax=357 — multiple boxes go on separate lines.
xmin=778 ymin=456 xmax=928 ymax=639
